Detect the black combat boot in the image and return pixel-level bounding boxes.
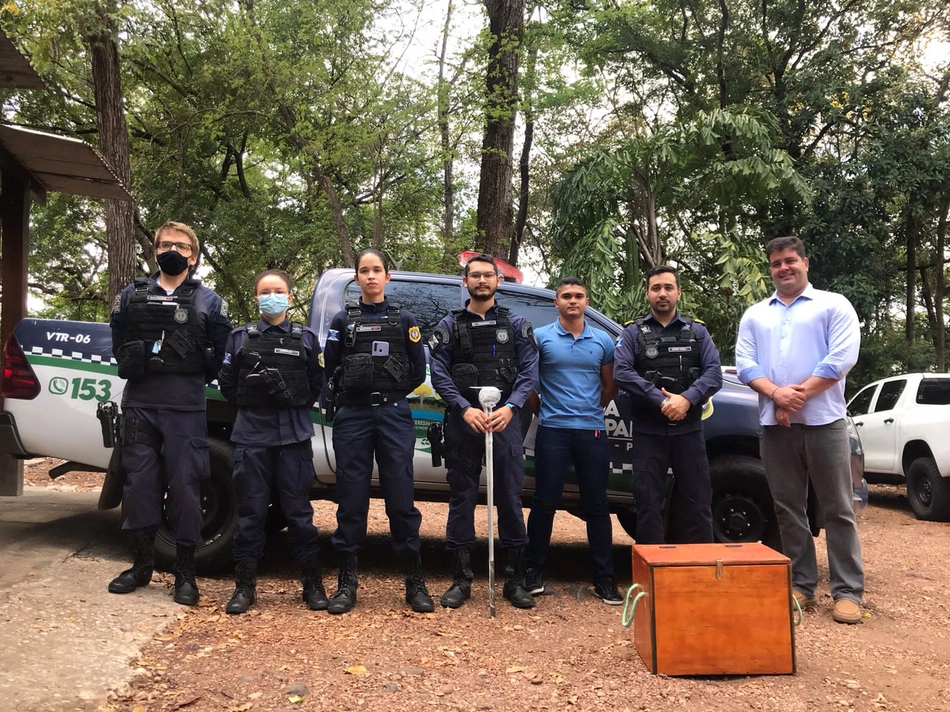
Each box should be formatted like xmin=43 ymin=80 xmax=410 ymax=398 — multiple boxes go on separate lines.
xmin=108 ymin=533 xmax=155 ymax=594
xmin=225 ymin=560 xmax=257 ymax=615
xmin=301 ymin=555 xmax=329 ymax=611
xmin=440 ymin=548 xmax=474 ymax=609
xmin=173 ymin=545 xmax=200 ymax=606
xmin=404 ymin=554 xmax=435 ymax=613
xmin=502 ymin=547 xmax=535 ymax=609
xmin=327 ymin=553 xmax=358 ymax=615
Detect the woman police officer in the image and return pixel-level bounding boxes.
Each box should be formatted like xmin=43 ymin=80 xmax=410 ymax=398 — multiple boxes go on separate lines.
xmin=217 ymin=269 xmax=326 ymax=614
xmin=322 ymin=248 xmax=433 ymax=614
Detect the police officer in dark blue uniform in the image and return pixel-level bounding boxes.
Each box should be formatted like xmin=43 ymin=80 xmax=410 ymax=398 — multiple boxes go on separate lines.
xmin=217 ymin=269 xmax=326 ymax=614
xmin=429 ymin=253 xmax=540 ymax=609
xmin=613 ymin=265 xmax=722 ymax=544
xmin=108 ymin=221 xmax=232 ymax=605
xmin=323 ymin=248 xmax=432 ymax=614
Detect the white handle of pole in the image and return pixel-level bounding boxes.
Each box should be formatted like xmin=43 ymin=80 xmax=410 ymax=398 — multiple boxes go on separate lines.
xmin=479 ymin=386 xmax=501 ymax=619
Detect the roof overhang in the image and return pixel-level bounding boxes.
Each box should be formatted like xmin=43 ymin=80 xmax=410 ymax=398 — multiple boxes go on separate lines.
xmin=0 ymin=27 xmax=44 ymax=90
xmin=0 ymin=125 xmax=133 ymax=201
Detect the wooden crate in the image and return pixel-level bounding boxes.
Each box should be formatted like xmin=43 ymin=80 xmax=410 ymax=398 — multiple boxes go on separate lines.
xmin=629 ymin=543 xmax=795 ymax=676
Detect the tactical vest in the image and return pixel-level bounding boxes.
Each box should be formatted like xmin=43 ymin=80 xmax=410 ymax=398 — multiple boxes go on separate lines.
xmin=123 ymin=278 xmax=208 ymax=375
xmin=337 ymin=301 xmax=413 ymax=404
xmin=450 ymin=306 xmax=518 ymax=406
xmin=632 ymin=315 xmax=703 ymax=425
xmin=235 ymin=323 xmax=311 ymax=408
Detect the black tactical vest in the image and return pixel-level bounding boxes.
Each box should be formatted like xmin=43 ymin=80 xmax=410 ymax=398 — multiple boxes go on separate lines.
xmin=450 ymin=306 xmax=518 ymax=406
xmin=124 ymin=278 xmax=208 ymax=375
xmin=338 ymin=302 xmax=413 ymax=401
xmin=235 ymin=323 xmax=311 ymax=408
xmin=632 ymin=316 xmax=704 ymax=425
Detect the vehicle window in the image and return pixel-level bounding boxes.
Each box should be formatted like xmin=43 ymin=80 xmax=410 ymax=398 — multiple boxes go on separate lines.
xmin=344 ymin=280 xmax=461 ymax=344
xmin=496 ymin=289 xmax=618 ymax=337
xmin=848 ymin=386 xmax=875 ymax=417
xmin=496 ymin=290 xmax=559 ymax=330
xmin=917 ymin=379 xmax=950 ymax=405
xmin=873 ymin=380 xmax=905 ymax=412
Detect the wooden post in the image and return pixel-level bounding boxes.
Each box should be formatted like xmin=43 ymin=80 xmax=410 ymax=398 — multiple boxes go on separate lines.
xmin=0 ymin=167 xmax=31 ymax=496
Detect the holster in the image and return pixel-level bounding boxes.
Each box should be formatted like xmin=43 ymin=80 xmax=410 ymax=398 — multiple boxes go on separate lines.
xmin=96 ymin=401 xmax=122 ymax=448
xmin=116 ymin=340 xmax=146 ymax=380
xmin=427 ymin=422 xmax=444 ymax=467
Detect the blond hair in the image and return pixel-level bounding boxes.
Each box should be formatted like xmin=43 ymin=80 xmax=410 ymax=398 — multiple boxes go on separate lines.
xmin=154 ymin=221 xmax=199 ymax=254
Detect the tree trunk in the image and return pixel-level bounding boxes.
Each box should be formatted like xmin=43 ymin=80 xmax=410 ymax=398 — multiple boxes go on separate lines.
xmin=475 ymin=0 xmax=525 ymax=259
xmin=935 ymin=197 xmax=948 ymax=371
xmin=510 ymin=5 xmax=538 ymax=269
xmin=905 ymin=211 xmax=917 ymax=343
xmin=438 ymin=0 xmax=455 ymax=247
xmin=87 ymin=1 xmax=136 ymax=304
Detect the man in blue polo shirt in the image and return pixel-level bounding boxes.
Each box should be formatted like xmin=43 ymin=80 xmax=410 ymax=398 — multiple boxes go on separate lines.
xmin=524 ymin=277 xmax=622 ymax=604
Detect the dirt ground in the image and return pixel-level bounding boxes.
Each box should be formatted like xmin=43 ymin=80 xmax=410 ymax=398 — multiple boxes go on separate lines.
xmin=23 ymin=462 xmax=950 ymax=712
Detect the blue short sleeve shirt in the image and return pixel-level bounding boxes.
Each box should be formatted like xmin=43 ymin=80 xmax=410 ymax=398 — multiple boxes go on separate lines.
xmin=536 ymin=320 xmax=615 ymax=430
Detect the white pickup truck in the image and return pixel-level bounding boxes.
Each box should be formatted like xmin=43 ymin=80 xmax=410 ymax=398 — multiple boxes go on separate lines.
xmin=848 ymin=373 xmax=950 ymax=521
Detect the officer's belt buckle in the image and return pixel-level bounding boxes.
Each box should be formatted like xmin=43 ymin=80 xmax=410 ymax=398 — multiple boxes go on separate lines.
xmin=370 ymin=391 xmax=386 ymax=406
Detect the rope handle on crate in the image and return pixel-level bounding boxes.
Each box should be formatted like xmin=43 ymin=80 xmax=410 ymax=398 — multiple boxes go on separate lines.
xmin=621 ymin=583 xmax=646 ymax=627
xmin=792 ymin=594 xmax=803 ymax=626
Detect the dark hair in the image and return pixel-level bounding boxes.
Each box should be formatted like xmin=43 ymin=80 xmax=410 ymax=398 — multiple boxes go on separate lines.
xmin=464 ymin=253 xmax=498 ymax=277
xmin=254 ymin=269 xmax=293 ymax=293
xmin=555 ymin=276 xmax=586 ymax=293
xmin=765 ymin=236 xmax=806 ymax=260
xmin=646 ymin=265 xmax=680 ymax=288
xmin=355 ymin=248 xmax=389 ymax=273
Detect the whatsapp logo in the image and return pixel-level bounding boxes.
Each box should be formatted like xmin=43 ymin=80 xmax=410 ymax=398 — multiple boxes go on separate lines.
xmin=49 ymin=377 xmax=68 ymax=395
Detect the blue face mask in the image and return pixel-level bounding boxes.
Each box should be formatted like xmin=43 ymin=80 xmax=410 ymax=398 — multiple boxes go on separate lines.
xmin=257 ymin=293 xmax=289 ymax=318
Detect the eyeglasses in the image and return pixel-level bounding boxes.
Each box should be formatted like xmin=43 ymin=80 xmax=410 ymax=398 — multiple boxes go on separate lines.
xmin=467 ymin=271 xmax=497 ymax=281
xmin=156 ymin=241 xmax=193 ymax=255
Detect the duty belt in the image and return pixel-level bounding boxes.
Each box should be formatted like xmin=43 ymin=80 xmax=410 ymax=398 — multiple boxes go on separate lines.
xmin=336 ymin=391 xmax=404 ymax=407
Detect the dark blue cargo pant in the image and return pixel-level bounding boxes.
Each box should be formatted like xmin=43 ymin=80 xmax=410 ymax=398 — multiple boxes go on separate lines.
xmin=120 ymin=407 xmax=209 ymax=547
xmin=631 ymin=428 xmax=713 ymax=544
xmin=443 ymin=408 xmax=528 ymax=550
xmin=329 ymin=400 xmax=422 ymax=558
xmin=232 ymin=439 xmax=320 ymax=563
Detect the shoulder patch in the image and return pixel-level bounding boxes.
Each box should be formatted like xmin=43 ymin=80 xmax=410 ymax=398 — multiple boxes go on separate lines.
xmin=429 ymin=324 xmax=450 ymax=351
xmin=223 ymin=352 xmax=232 ymax=365
xmin=112 ymin=294 xmax=122 ymax=314
xmin=327 ymin=329 xmax=340 ymax=342
xmin=408 ymin=326 xmax=421 ymax=343
xmin=220 ymin=299 xmax=229 ymax=318
xmin=616 ymin=336 xmax=624 ymax=347
xmin=521 ymin=322 xmax=536 ymax=345
xmin=318 ymin=352 xmax=325 ymax=368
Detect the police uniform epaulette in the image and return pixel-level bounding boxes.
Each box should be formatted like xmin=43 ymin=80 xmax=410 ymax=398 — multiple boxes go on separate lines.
xmin=693 ymin=318 xmax=705 ymax=325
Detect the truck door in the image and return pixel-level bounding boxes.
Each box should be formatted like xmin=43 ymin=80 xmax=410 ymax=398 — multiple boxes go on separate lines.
xmin=857 ymin=379 xmax=905 ymax=473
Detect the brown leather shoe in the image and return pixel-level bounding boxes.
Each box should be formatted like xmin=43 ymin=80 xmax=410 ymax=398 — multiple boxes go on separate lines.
xmin=792 ymin=589 xmax=817 ymax=610
xmin=832 ymin=598 xmax=862 ymax=624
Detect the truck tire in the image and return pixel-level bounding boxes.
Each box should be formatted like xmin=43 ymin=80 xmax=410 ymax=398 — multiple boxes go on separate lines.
xmin=155 ymin=438 xmax=237 ymax=574
xmin=907 ymin=456 xmax=950 ymax=522
xmin=709 ymin=455 xmax=780 ymax=549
